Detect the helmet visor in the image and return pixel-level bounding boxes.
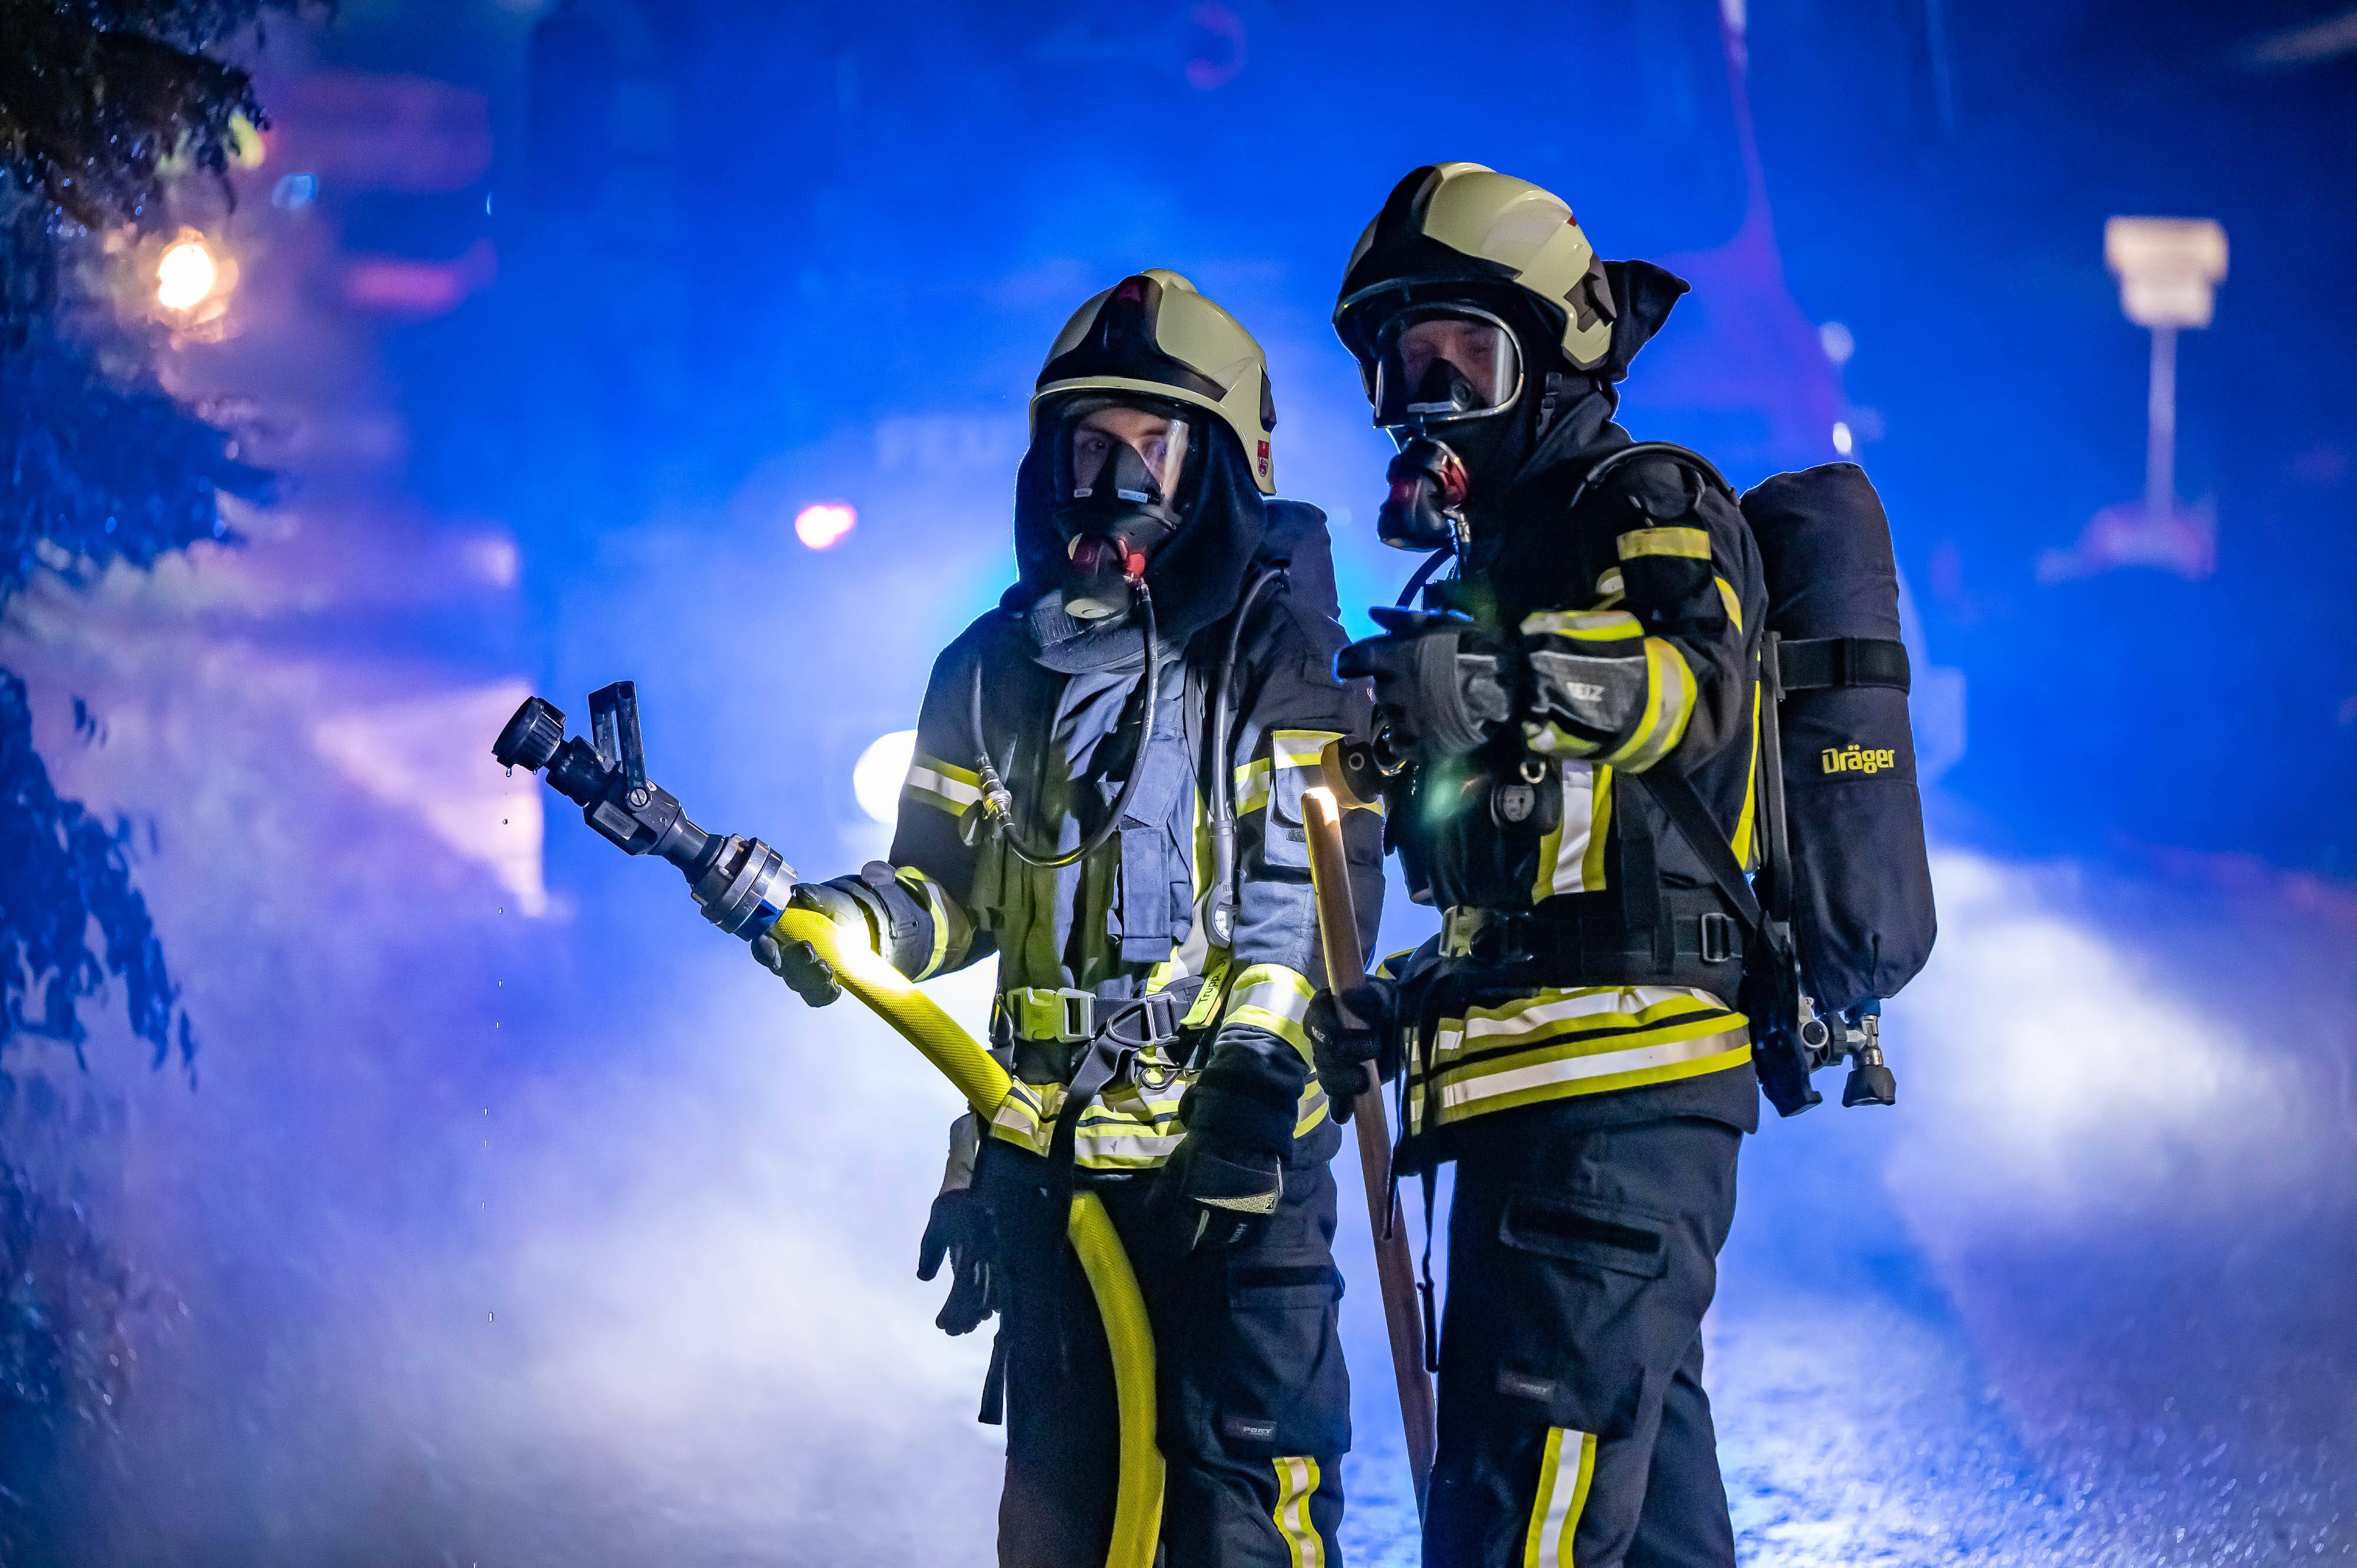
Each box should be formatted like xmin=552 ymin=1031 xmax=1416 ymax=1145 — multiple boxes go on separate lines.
xmin=1062 ymin=400 xmax=1194 ymax=503
xmin=1372 ymin=306 xmax=1523 ymax=429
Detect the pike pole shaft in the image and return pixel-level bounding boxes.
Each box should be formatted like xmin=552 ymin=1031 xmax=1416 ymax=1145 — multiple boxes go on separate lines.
xmin=1300 ymin=776 xmax=1438 ymax=1517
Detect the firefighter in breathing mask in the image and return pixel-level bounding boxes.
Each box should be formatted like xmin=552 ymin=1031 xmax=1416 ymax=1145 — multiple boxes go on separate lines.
xmin=1311 ymin=163 xmax=1768 ymax=1568
xmin=755 ymin=270 xmax=1385 ymax=1566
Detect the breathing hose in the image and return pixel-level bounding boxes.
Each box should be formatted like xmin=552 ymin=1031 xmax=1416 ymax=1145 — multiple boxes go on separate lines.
xmin=770 ymin=906 xmax=1166 ymax=1568
xmin=972 ymin=582 xmax=1161 ymax=870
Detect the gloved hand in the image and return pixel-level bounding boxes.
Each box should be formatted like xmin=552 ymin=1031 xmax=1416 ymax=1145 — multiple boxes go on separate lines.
xmin=1152 ymin=1133 xmax=1285 ymax=1253
xmin=749 ymin=880 xmax=870 ymax=1006
xmin=916 ymin=1185 xmax=1002 ymax=1335
xmin=1151 ymin=1041 xmax=1296 ymax=1253
xmin=1305 ymin=976 xmax=1401 ymax=1124
xmin=1336 ymin=606 xmax=1517 ymax=763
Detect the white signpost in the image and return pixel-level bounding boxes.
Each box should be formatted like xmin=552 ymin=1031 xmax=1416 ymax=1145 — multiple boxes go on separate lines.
xmin=2041 ymin=217 xmax=2229 ymax=583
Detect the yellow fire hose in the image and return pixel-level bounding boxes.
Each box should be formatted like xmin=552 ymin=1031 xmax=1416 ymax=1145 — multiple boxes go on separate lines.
xmin=771 ymin=907 xmax=1166 ymax=1568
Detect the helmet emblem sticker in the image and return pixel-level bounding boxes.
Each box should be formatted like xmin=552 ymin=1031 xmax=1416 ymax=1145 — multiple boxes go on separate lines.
xmin=1257 ymin=439 xmax=1270 ymax=477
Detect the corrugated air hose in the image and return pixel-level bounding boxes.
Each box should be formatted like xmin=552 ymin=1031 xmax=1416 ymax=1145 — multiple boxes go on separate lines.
xmin=770 ymin=907 xmax=1166 ymax=1568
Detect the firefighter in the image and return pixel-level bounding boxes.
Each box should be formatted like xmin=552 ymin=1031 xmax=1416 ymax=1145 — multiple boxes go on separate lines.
xmin=755 ymin=270 xmax=1385 ymax=1567
xmin=1312 ymin=164 xmax=1767 ymax=1568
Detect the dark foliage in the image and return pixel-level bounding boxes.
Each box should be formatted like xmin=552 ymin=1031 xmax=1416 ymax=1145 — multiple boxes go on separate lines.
xmin=0 ymin=672 xmax=185 ymax=1069
xmin=0 ymin=0 xmax=268 ymax=233
xmin=0 ymin=265 xmax=270 ymax=598
xmin=0 ymin=2 xmax=282 ymax=1533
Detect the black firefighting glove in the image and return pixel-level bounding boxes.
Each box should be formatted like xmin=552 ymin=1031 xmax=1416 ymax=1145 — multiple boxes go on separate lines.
xmin=916 ymin=1186 xmax=1001 ymax=1335
xmin=1305 ymin=976 xmax=1402 ymax=1124
xmin=751 ymin=864 xmax=935 ymax=1008
xmin=916 ymin=1115 xmax=1018 ymax=1336
xmin=1149 ymin=1028 xmax=1296 ymax=1253
xmin=1336 ymin=606 xmax=1517 ymax=764
xmin=750 ymin=881 xmax=861 ymax=1006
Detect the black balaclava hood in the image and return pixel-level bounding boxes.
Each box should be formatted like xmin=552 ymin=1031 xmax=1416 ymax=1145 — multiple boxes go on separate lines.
xmin=1469 ymin=258 xmax=1692 ymax=517
xmin=1457 ymin=259 xmax=1692 ymax=599
xmin=1005 ymin=418 xmax=1268 ymax=672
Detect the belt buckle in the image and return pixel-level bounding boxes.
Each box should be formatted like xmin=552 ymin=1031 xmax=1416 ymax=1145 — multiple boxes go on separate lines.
xmin=1470 ymin=912 xmax=1528 ymax=966
xmin=1010 ymin=986 xmax=1097 ymax=1043
xmin=1698 ymin=912 xmax=1735 ymax=965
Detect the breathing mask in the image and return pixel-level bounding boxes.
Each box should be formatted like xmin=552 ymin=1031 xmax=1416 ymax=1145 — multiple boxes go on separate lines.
xmin=1369 ymin=304 xmax=1525 ymax=551
xmin=1047 ymin=396 xmax=1197 ymax=620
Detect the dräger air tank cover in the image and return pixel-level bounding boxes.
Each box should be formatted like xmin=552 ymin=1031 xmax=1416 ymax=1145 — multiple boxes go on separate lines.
xmin=1742 ymin=463 xmax=1937 ymax=1017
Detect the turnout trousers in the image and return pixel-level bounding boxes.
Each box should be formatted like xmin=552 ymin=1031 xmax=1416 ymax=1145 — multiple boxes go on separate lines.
xmin=1423 ymin=1115 xmax=1742 ymax=1568
xmin=998 ymin=1144 xmax=1351 ymax=1568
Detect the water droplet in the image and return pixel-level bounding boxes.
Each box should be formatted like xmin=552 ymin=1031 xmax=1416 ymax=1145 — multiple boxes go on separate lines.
xmin=488 ymin=1311 xmax=494 ymax=1322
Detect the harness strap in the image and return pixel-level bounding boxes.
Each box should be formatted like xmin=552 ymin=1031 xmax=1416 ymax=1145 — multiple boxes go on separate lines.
xmin=1778 ymin=635 xmax=1910 ymax=694
xmin=1633 ymin=768 xmax=1766 ymax=935
xmin=978 ymin=1326 xmax=1009 ymax=1425
xmin=1419 ymin=1166 xmax=1440 ymax=1375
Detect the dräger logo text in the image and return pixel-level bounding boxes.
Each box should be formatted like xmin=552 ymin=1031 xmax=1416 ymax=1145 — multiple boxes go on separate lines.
xmin=1820 ymin=743 xmax=1898 ymax=775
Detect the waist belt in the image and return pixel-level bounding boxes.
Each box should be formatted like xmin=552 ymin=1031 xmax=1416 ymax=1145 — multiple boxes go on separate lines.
xmin=1001 ymin=986 xmax=1186 ymax=1084
xmin=1441 ymin=887 xmax=1744 ymax=981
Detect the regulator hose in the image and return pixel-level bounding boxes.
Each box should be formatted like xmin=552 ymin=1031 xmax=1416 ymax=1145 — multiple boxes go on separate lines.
xmin=971 ymin=581 xmax=1162 ymax=870
xmin=770 ymin=907 xmax=1166 ymax=1568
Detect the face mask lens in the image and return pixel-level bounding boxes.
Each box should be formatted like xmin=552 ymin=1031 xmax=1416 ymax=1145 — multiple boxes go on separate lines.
xmin=1375 ymin=309 xmax=1521 ymax=427
xmin=1067 ymin=407 xmax=1190 ymax=499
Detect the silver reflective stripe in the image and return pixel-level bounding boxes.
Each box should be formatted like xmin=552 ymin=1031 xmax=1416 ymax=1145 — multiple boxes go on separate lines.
xmin=1523 ymin=1427 xmax=1596 ymax=1568
xmin=904 ymin=757 xmax=982 ymax=810
xmin=1436 ymin=1028 xmax=1746 ymax=1115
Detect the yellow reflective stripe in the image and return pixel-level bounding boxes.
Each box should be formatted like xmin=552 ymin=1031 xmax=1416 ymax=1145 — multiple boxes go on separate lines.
xmin=1715 ymin=573 xmax=1744 ymax=632
xmin=1521 ymin=608 xmax=1643 ymax=642
xmin=1581 ymin=764 xmax=1614 ymax=889
xmin=1293 ymin=1081 xmax=1330 ymax=1138
xmin=1224 ymin=963 xmax=1316 ymax=1058
xmin=1532 ymin=760 xmax=1606 ymax=900
xmin=983 ymin=1078 xmax=1194 ymax=1168
xmin=894 ymin=866 xmax=965 ymax=979
xmin=1523 ymin=719 xmax=1602 ymax=759
xmin=1616 ymin=526 xmax=1711 ymax=562
xmin=1732 ymin=682 xmax=1760 ymax=871
xmin=1233 ymin=729 xmax=1342 ymax=815
xmin=1440 ymin=985 xmax=1727 ymax=1054
xmin=1372 ymin=949 xmax=1417 ymax=981
xmin=1600 ymin=638 xmax=1696 ymax=771
xmin=1274 ymin=1455 xmax=1325 ymax=1568
xmin=1429 ymin=1027 xmax=1751 ymax=1127
xmin=1522 ymin=1428 xmax=1596 ymax=1568
xmin=903 ymin=754 xmax=981 ymax=815
xmin=1408 ymin=987 xmax=1748 ymax=1134
xmin=987 ymin=1081 xmax=1051 ymax=1150
xmin=1183 ymin=951 xmax=1232 ymax=1029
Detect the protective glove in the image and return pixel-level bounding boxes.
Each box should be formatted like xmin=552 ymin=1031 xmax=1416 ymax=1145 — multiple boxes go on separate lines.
xmin=916 ymin=1186 xmax=1001 ymax=1335
xmin=1336 ymin=606 xmax=1517 ymax=764
xmin=916 ymin=1113 xmax=1008 ymax=1335
xmin=1305 ymin=976 xmax=1402 ymax=1124
xmin=1150 ymin=1035 xmax=1296 ymax=1253
xmin=1152 ymin=1134 xmax=1285 ymax=1253
xmin=750 ymin=882 xmax=856 ymax=1005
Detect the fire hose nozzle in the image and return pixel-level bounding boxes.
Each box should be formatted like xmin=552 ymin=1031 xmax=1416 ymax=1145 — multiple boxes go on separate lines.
xmin=492 ymin=684 xmax=800 ymax=942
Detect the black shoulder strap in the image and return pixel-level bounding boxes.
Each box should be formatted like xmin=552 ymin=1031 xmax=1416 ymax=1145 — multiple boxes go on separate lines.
xmin=1632 ymin=767 xmax=1765 ymax=935
xmin=1566 ymin=440 xmax=1740 ymax=514
xmin=1778 ymin=636 xmax=1910 ymax=694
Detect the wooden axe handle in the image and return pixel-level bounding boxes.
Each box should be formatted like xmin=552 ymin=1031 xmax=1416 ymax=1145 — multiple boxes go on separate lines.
xmin=1301 ymin=758 xmax=1437 ymax=1514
